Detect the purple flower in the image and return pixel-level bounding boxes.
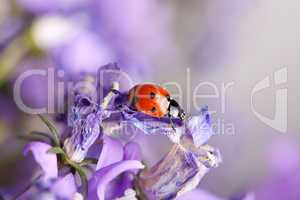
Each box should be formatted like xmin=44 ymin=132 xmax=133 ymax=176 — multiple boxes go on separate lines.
xmin=19 ymin=123 xmax=144 ymax=200
xmin=64 ymin=111 xmax=103 ymax=163
xmin=20 ymin=141 xmax=78 ymax=200
xmin=120 ymin=106 xmax=214 ymax=144
xmin=89 ymin=136 xmax=144 ymax=200
xmin=96 ymin=135 xmax=124 ymax=170
xmin=121 ymin=109 xmax=173 ymax=135
xmin=137 ymin=136 xmax=221 ymax=199
xmin=18 ymin=103 xmax=220 ymax=200
xmin=136 ymin=111 xmax=221 ymax=199
xmin=89 ymin=160 xmax=144 ymax=200
xmin=185 ymin=106 xmax=214 ymax=147
xmin=15 ymin=66 xmax=221 ymax=200
xmin=64 ymin=77 xmax=112 ymax=162
xmin=23 ymin=142 xmax=58 ymax=181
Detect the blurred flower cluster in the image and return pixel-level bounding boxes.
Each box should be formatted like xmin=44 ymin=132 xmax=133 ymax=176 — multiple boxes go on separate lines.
xmin=1 ymin=0 xmax=173 ymax=77
xmin=0 ymin=0 xmax=173 ymax=111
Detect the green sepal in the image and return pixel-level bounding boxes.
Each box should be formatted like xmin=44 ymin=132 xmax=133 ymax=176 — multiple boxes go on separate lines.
xmin=30 ymin=131 xmax=56 ymax=146
xmin=76 ymin=166 xmax=88 ymax=199
xmin=68 ymin=161 xmax=88 ymax=199
xmin=79 ymin=157 xmax=98 ymax=166
xmin=17 ymin=134 xmax=49 ymax=144
xmin=37 ymin=114 xmax=60 ymax=146
xmin=47 ymin=147 xmax=66 ymax=155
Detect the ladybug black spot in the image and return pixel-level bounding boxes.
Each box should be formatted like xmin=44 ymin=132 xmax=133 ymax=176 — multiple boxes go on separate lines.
xmin=149 ymin=92 xmax=156 ymax=99
xmin=151 ymin=107 xmax=156 ymax=113
xmin=150 ymin=92 xmax=155 ymax=99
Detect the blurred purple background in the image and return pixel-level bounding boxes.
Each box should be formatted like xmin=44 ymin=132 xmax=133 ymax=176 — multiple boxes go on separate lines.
xmin=0 ymin=0 xmax=299 ymax=199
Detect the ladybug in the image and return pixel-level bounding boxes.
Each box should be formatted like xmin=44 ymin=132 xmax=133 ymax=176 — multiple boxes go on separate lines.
xmin=128 ymin=84 xmax=185 ymax=121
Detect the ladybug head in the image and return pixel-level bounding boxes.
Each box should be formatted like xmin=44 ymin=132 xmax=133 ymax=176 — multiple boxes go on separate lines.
xmin=168 ymin=99 xmax=186 ymax=121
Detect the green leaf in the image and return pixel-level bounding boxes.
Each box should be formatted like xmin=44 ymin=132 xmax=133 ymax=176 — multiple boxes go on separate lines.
xmin=17 ymin=134 xmax=49 ymax=144
xmin=47 ymin=147 xmax=66 ymax=155
xmin=80 ymin=157 xmax=98 ymax=166
xmin=37 ymin=114 xmax=60 ymax=146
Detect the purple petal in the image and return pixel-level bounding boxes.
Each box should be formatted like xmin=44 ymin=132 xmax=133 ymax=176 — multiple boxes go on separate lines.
xmin=89 ymin=160 xmax=144 ymax=200
xmin=186 ymin=106 xmax=214 ymax=147
xmin=23 ymin=142 xmax=58 ymax=181
xmin=176 ymin=189 xmax=225 ymax=200
xmin=64 ymin=76 xmax=114 ymax=162
xmin=121 ymin=108 xmax=182 ymax=142
xmin=137 ymin=136 xmax=221 ymax=199
xmin=50 ymin=173 xmax=77 ymax=199
xmin=121 ymin=142 xmax=143 ymax=191
xmin=64 ymin=111 xmax=105 ymax=162
xmin=96 ymin=135 xmax=124 ymax=170
xmin=137 ymin=144 xmax=208 ymax=199
xmin=123 ymin=142 xmax=142 ymax=161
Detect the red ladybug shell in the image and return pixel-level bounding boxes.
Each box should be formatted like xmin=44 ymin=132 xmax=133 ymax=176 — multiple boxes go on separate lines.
xmin=128 ymin=84 xmax=170 ymax=118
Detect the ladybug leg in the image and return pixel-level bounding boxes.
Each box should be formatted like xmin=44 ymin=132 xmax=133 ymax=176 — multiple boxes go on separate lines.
xmin=100 ymin=82 xmax=120 ymax=109
xmin=168 ymin=114 xmax=176 ymax=132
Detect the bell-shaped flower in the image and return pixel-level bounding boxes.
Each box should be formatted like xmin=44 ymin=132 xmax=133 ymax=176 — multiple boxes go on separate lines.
xmin=136 ymin=110 xmax=221 ymax=199
xmin=20 ymin=141 xmax=78 ymax=200
xmin=89 ymin=136 xmax=144 ymax=200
